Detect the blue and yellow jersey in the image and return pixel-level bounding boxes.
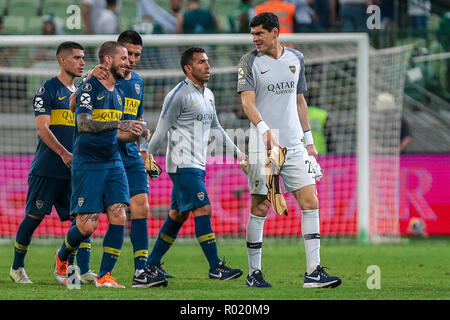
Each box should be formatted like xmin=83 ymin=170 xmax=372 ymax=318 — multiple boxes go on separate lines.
xmin=116 ymin=71 xmax=144 ymax=168
xmin=29 ymin=77 xmax=75 ymax=180
xmin=73 ymin=76 xmax=125 ymax=170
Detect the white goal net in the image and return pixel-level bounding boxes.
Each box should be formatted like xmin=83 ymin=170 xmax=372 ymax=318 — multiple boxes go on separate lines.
xmin=0 ymin=34 xmax=411 ymax=242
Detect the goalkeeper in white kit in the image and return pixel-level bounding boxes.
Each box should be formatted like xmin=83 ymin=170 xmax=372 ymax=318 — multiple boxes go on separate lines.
xmin=237 ymin=12 xmax=341 ymax=288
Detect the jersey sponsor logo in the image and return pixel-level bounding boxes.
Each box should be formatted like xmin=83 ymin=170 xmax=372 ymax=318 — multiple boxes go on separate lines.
xmin=261 ymin=69 xmax=270 ymax=74
xmin=50 ymin=109 xmax=75 ymax=126
xmin=123 ymin=97 xmax=140 ymax=116
xmin=237 ymin=67 xmax=247 ymax=88
xmin=289 ymin=65 xmax=296 ymax=74
xmin=80 ymin=93 xmax=91 ymax=104
xmin=97 ymin=96 xmax=105 ymax=100
xmin=117 ymin=94 xmax=122 ymax=105
xmin=34 ymin=97 xmax=45 ymax=112
xmin=196 ymin=113 xmax=214 ymax=122
xmin=92 ymin=109 xmax=123 ymax=121
xmin=267 ymin=81 xmax=295 ymax=95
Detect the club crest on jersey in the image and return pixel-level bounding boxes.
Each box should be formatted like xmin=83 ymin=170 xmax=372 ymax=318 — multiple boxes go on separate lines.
xmin=255 ymin=179 xmax=260 ymax=188
xmin=197 ymin=192 xmax=205 ymax=201
xmin=135 ymin=83 xmax=140 ymax=94
xmin=82 ymin=83 xmax=92 ymax=91
xmin=36 ymin=200 xmax=44 ymax=209
xmin=78 ymin=197 xmax=84 ymax=207
xmin=289 ymin=65 xmax=296 ymax=74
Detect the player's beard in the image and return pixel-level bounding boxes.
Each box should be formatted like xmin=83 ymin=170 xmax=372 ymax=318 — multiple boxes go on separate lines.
xmin=110 ymin=63 xmax=125 ymax=80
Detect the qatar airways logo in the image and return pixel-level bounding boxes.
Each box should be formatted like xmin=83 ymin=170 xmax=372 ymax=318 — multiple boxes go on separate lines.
xmin=267 ymin=81 xmax=295 ymax=95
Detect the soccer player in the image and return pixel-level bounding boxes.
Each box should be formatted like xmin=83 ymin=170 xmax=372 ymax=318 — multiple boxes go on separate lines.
xmin=53 ymin=41 xmax=145 ymax=288
xmin=69 ymin=30 xmax=166 ymax=288
xmin=10 ymin=42 xmax=95 ymax=284
xmin=237 ymin=12 xmax=342 ymax=288
xmin=145 ymin=47 xmax=246 ymax=282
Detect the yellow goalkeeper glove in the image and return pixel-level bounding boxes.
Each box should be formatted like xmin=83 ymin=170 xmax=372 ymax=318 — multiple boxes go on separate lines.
xmin=145 ymin=154 xmax=162 ymax=179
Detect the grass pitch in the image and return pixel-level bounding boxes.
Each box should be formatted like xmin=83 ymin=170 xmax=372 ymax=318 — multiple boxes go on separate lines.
xmin=0 ymin=237 xmax=449 ymax=301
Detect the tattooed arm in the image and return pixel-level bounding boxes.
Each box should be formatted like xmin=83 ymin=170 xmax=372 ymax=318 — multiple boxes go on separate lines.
xmin=77 ymin=113 xmax=144 ymax=136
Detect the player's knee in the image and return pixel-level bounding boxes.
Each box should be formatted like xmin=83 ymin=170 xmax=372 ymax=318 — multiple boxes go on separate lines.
xmin=169 ymin=209 xmax=189 ymax=223
xmin=192 ymin=204 xmax=211 ymax=217
xmin=299 ymin=195 xmax=319 ymax=211
xmin=130 ymin=194 xmax=149 ymax=219
xmin=107 ymin=203 xmax=128 ymax=225
xmin=251 ymin=197 xmax=270 ymax=216
xmin=76 ymin=214 xmax=99 ymax=236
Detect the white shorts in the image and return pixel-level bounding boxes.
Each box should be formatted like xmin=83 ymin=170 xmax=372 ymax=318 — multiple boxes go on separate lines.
xmin=247 ymin=146 xmax=315 ymax=195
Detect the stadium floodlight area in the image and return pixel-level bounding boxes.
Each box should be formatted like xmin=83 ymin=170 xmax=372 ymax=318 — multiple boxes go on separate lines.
xmin=0 ymin=33 xmax=412 ymax=243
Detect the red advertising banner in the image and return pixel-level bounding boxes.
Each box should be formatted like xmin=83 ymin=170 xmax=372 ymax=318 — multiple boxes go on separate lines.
xmin=0 ymin=154 xmax=448 ymax=237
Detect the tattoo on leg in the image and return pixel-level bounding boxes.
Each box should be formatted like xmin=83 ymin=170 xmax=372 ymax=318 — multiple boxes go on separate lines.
xmin=108 ymin=203 xmax=128 ymax=217
xmin=79 ymin=213 xmax=99 ymax=224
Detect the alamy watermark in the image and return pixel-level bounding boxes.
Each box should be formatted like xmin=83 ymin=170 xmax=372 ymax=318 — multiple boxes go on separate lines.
xmin=366 ymin=265 xmax=381 ymax=289
xmin=367 ymin=5 xmax=382 ymax=30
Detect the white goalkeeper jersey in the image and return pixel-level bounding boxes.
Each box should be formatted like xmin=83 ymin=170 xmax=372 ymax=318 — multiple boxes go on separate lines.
xmin=148 ymin=78 xmax=240 ymax=173
xmin=237 ymin=47 xmax=307 ymax=152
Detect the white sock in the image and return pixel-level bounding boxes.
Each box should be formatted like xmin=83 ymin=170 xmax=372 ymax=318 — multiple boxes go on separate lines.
xmin=246 ymin=214 xmax=266 ymax=275
xmin=302 ymin=209 xmax=321 ymax=274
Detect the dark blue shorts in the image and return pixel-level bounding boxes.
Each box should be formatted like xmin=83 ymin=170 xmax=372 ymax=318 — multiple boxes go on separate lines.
xmin=71 ymin=166 xmax=130 ymax=215
xmin=125 ymin=163 xmax=149 ymax=198
xmin=25 ymin=175 xmax=71 ymax=221
xmin=169 ymin=168 xmax=210 ymax=213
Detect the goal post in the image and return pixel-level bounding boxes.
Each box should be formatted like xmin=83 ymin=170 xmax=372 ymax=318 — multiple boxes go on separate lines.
xmin=0 ymin=33 xmax=411 ymax=242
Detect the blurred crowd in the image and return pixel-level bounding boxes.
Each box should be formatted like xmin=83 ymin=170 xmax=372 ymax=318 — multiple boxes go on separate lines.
xmin=0 ymin=0 xmax=447 ymax=37
xmin=79 ymin=0 xmax=444 ymax=35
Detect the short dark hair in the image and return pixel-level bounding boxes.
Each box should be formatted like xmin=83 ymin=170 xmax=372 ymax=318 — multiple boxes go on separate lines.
xmin=180 ymin=47 xmax=206 ymax=74
xmin=56 ymin=41 xmax=84 ymax=56
xmin=249 ymin=12 xmax=279 ymax=32
xmin=98 ymin=41 xmax=126 ymax=63
xmin=117 ymin=29 xmax=143 ymax=46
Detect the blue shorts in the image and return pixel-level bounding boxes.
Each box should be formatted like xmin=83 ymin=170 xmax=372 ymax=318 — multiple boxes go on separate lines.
xmin=71 ymin=166 xmax=130 ymax=215
xmin=169 ymin=168 xmax=210 ymax=213
xmin=125 ymin=163 xmax=149 ymax=198
xmin=25 ymin=175 xmax=71 ymax=221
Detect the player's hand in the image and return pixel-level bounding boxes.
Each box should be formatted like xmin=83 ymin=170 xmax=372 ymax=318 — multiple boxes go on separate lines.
xmin=237 ymin=152 xmax=248 ymax=174
xmin=60 ymin=151 xmax=73 ymax=169
xmin=91 ymin=64 xmax=109 ymax=80
xmin=263 ymin=130 xmax=280 ymax=150
xmin=142 ymin=128 xmax=151 ymax=140
xmin=118 ymin=120 xmax=144 ymax=136
xmin=305 ymin=144 xmax=318 ymax=159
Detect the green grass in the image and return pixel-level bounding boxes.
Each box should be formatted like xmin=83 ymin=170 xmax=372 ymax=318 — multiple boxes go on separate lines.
xmin=0 ymin=238 xmax=449 ymax=300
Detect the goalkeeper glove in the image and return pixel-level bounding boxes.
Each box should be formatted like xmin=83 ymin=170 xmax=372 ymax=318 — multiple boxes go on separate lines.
xmin=145 ymin=154 xmax=162 ymax=179
xmin=308 ymin=155 xmax=323 ymax=181
xmin=239 ymin=159 xmax=248 ymax=174
xmin=265 ymin=146 xmax=288 ymax=216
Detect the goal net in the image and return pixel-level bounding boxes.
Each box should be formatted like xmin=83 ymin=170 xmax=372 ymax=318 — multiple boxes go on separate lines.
xmin=0 ymin=34 xmax=411 ymax=242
